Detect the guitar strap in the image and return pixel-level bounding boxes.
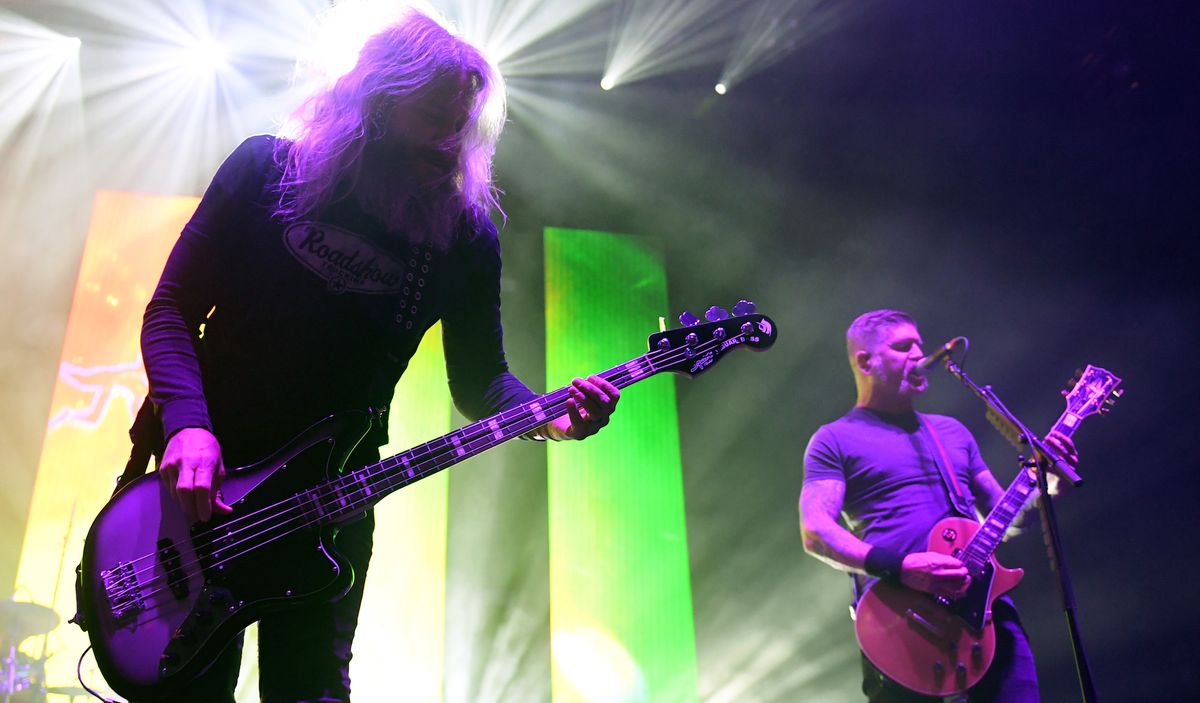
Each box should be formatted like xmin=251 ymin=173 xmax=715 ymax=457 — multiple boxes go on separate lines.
xmin=919 ymin=415 xmax=974 ymax=518
xmin=115 ymin=397 xmax=164 ymax=494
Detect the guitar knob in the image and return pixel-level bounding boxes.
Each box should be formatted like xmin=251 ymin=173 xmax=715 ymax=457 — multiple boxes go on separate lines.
xmin=933 ymin=660 xmax=945 ymax=675
xmin=705 ymin=306 xmax=729 ymax=321
xmin=732 ymin=299 xmax=756 ymax=316
xmin=972 ymin=642 xmax=983 ymax=659
xmin=678 ymin=311 xmax=700 ymax=327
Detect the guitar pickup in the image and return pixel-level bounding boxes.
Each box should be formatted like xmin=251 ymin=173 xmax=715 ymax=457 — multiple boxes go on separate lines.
xmin=158 ymin=538 xmax=189 ymax=599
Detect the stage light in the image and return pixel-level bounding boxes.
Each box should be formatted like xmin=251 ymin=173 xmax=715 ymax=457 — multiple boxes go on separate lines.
xmin=600 ymin=75 xmax=616 ymax=90
xmin=715 ymin=82 xmax=727 ymax=94
xmin=552 ymin=627 xmax=646 ymax=702
xmin=718 ymin=0 xmax=858 ymax=94
xmin=293 ymin=0 xmax=443 ymax=86
xmin=180 ymin=37 xmax=228 ymax=75
xmin=603 ymin=0 xmax=749 ymax=89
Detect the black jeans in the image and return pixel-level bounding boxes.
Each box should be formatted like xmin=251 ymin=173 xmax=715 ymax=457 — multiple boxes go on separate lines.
xmin=154 ymin=511 xmax=375 ymax=703
xmin=862 ymin=598 xmax=1039 ymax=703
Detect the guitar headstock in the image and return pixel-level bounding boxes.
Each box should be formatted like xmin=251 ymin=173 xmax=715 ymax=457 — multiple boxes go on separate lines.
xmin=647 ymin=300 xmax=777 ymax=378
xmin=1061 ymin=364 xmax=1123 ymax=423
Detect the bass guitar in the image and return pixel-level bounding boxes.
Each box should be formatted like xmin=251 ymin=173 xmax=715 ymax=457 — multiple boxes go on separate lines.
xmin=75 ymin=307 xmax=776 ymax=700
xmin=854 ymin=364 xmax=1122 ymax=697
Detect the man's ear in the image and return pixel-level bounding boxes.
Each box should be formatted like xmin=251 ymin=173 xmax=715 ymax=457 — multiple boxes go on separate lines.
xmin=853 ymin=349 xmax=873 ymax=375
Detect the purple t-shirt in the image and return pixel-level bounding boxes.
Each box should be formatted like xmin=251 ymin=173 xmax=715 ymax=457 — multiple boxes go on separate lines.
xmin=803 ymin=407 xmax=987 ymax=562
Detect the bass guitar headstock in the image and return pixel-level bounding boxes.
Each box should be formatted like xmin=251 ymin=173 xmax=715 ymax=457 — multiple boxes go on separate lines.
xmin=647 ymin=299 xmax=776 ymax=378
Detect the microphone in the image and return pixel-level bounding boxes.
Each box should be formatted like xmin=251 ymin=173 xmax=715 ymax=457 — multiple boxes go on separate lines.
xmin=917 ymin=336 xmax=967 ymax=371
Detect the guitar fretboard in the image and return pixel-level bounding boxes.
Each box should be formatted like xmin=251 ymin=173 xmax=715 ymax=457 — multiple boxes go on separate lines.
xmin=303 ymin=355 xmax=653 ymax=521
xmin=960 ymin=413 xmax=1076 ymax=571
xmin=274 ymin=314 xmax=774 ymax=527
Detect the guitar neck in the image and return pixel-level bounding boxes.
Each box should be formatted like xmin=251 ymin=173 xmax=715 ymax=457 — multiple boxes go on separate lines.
xmin=280 ymin=312 xmax=776 ymax=525
xmin=958 ymin=411 xmax=1079 ymax=570
xmin=310 ymin=352 xmax=659 ymax=521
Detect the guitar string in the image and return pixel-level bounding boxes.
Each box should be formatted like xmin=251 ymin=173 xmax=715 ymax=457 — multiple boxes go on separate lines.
xmin=111 ymin=327 xmax=756 ymax=606
xmin=108 ymin=379 xmax=595 ymax=605
xmin=105 ymin=370 xmax=605 ymax=603
xmin=111 ymin=347 xmax=664 ymax=607
xmin=959 ymin=409 xmax=1081 ymax=572
xmin=109 ymin=327 xmax=721 ymax=604
xmin=105 ymin=330 xmax=750 ymax=606
xmin=120 ymin=394 xmax=582 ymax=608
xmin=160 ymin=327 xmax=722 ymax=556
xmin=961 ymin=468 xmax=1039 ymax=570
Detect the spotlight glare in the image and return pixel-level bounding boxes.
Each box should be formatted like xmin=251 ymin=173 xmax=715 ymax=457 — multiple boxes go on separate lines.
xmin=714 ymin=82 xmax=727 ymax=95
xmin=182 ymin=38 xmax=228 ymax=74
xmin=600 ymin=75 xmax=615 ymax=91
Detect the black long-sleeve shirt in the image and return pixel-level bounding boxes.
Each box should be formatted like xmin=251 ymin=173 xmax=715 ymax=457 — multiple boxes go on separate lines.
xmin=141 ymin=135 xmax=535 ymax=465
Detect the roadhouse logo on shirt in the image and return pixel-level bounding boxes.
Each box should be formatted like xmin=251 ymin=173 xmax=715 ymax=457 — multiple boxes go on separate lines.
xmin=284 ymin=221 xmax=405 ymax=294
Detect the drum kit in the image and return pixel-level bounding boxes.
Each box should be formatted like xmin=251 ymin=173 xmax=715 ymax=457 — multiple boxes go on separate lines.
xmin=1 ymin=601 xmax=87 ymax=703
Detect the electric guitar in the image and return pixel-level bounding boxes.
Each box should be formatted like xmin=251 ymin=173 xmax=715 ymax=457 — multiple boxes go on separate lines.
xmin=853 ymin=365 xmax=1122 ymax=697
xmin=74 ymin=306 xmax=776 ymax=701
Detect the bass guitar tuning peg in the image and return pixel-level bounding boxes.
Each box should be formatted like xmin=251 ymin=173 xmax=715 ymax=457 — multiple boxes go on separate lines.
xmin=732 ymin=299 xmax=756 ymax=316
xmin=678 ymin=311 xmax=700 ymax=327
xmin=705 ymin=306 xmax=729 ymax=322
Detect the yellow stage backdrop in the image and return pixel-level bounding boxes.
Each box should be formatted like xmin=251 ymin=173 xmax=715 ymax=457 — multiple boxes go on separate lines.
xmin=14 ymin=191 xmax=452 ymax=701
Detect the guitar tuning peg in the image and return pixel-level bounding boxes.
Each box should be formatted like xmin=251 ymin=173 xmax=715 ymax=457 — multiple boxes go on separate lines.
xmin=1111 ymin=388 xmax=1125 ymax=398
xmin=705 ymin=306 xmax=730 ymax=322
xmin=678 ymin=311 xmax=700 ymax=327
xmin=1073 ymin=368 xmax=1083 ymax=380
xmin=732 ymin=299 xmax=756 ymax=316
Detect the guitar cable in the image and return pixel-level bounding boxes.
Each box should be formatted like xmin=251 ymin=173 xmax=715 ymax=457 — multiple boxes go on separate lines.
xmin=77 ymin=645 xmax=121 ymax=702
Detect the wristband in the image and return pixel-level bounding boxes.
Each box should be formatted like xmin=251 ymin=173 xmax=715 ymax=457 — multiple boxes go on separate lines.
xmin=864 ymin=546 xmax=905 ymax=583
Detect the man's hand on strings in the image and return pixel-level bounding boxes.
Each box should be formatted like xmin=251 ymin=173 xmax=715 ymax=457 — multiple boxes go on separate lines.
xmin=160 ymin=427 xmax=234 ymax=522
xmin=900 ymin=551 xmax=971 ymax=598
xmin=545 ymin=375 xmax=621 ymax=440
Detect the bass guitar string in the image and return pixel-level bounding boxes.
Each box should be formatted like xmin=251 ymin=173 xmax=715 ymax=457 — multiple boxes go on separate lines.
xmin=107 ymin=331 xmax=744 ymax=607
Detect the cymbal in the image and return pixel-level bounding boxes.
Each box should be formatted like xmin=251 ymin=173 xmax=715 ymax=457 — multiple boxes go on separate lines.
xmin=0 ymin=600 xmax=59 ymax=643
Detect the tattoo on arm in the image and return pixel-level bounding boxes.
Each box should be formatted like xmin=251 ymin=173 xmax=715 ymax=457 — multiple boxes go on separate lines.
xmin=799 ymin=480 xmax=870 ymax=572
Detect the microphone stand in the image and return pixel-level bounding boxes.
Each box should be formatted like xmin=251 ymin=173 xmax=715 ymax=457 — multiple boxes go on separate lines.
xmin=939 ymin=357 xmax=1098 ymax=703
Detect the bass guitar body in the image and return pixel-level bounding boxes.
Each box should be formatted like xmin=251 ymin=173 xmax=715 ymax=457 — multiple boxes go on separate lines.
xmin=77 ymin=412 xmax=372 ymax=701
xmin=854 ymin=517 xmax=1024 ymax=697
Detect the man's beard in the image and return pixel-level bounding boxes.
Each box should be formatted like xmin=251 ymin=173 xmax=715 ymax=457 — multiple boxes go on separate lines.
xmin=355 ymin=141 xmax=460 ymax=248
